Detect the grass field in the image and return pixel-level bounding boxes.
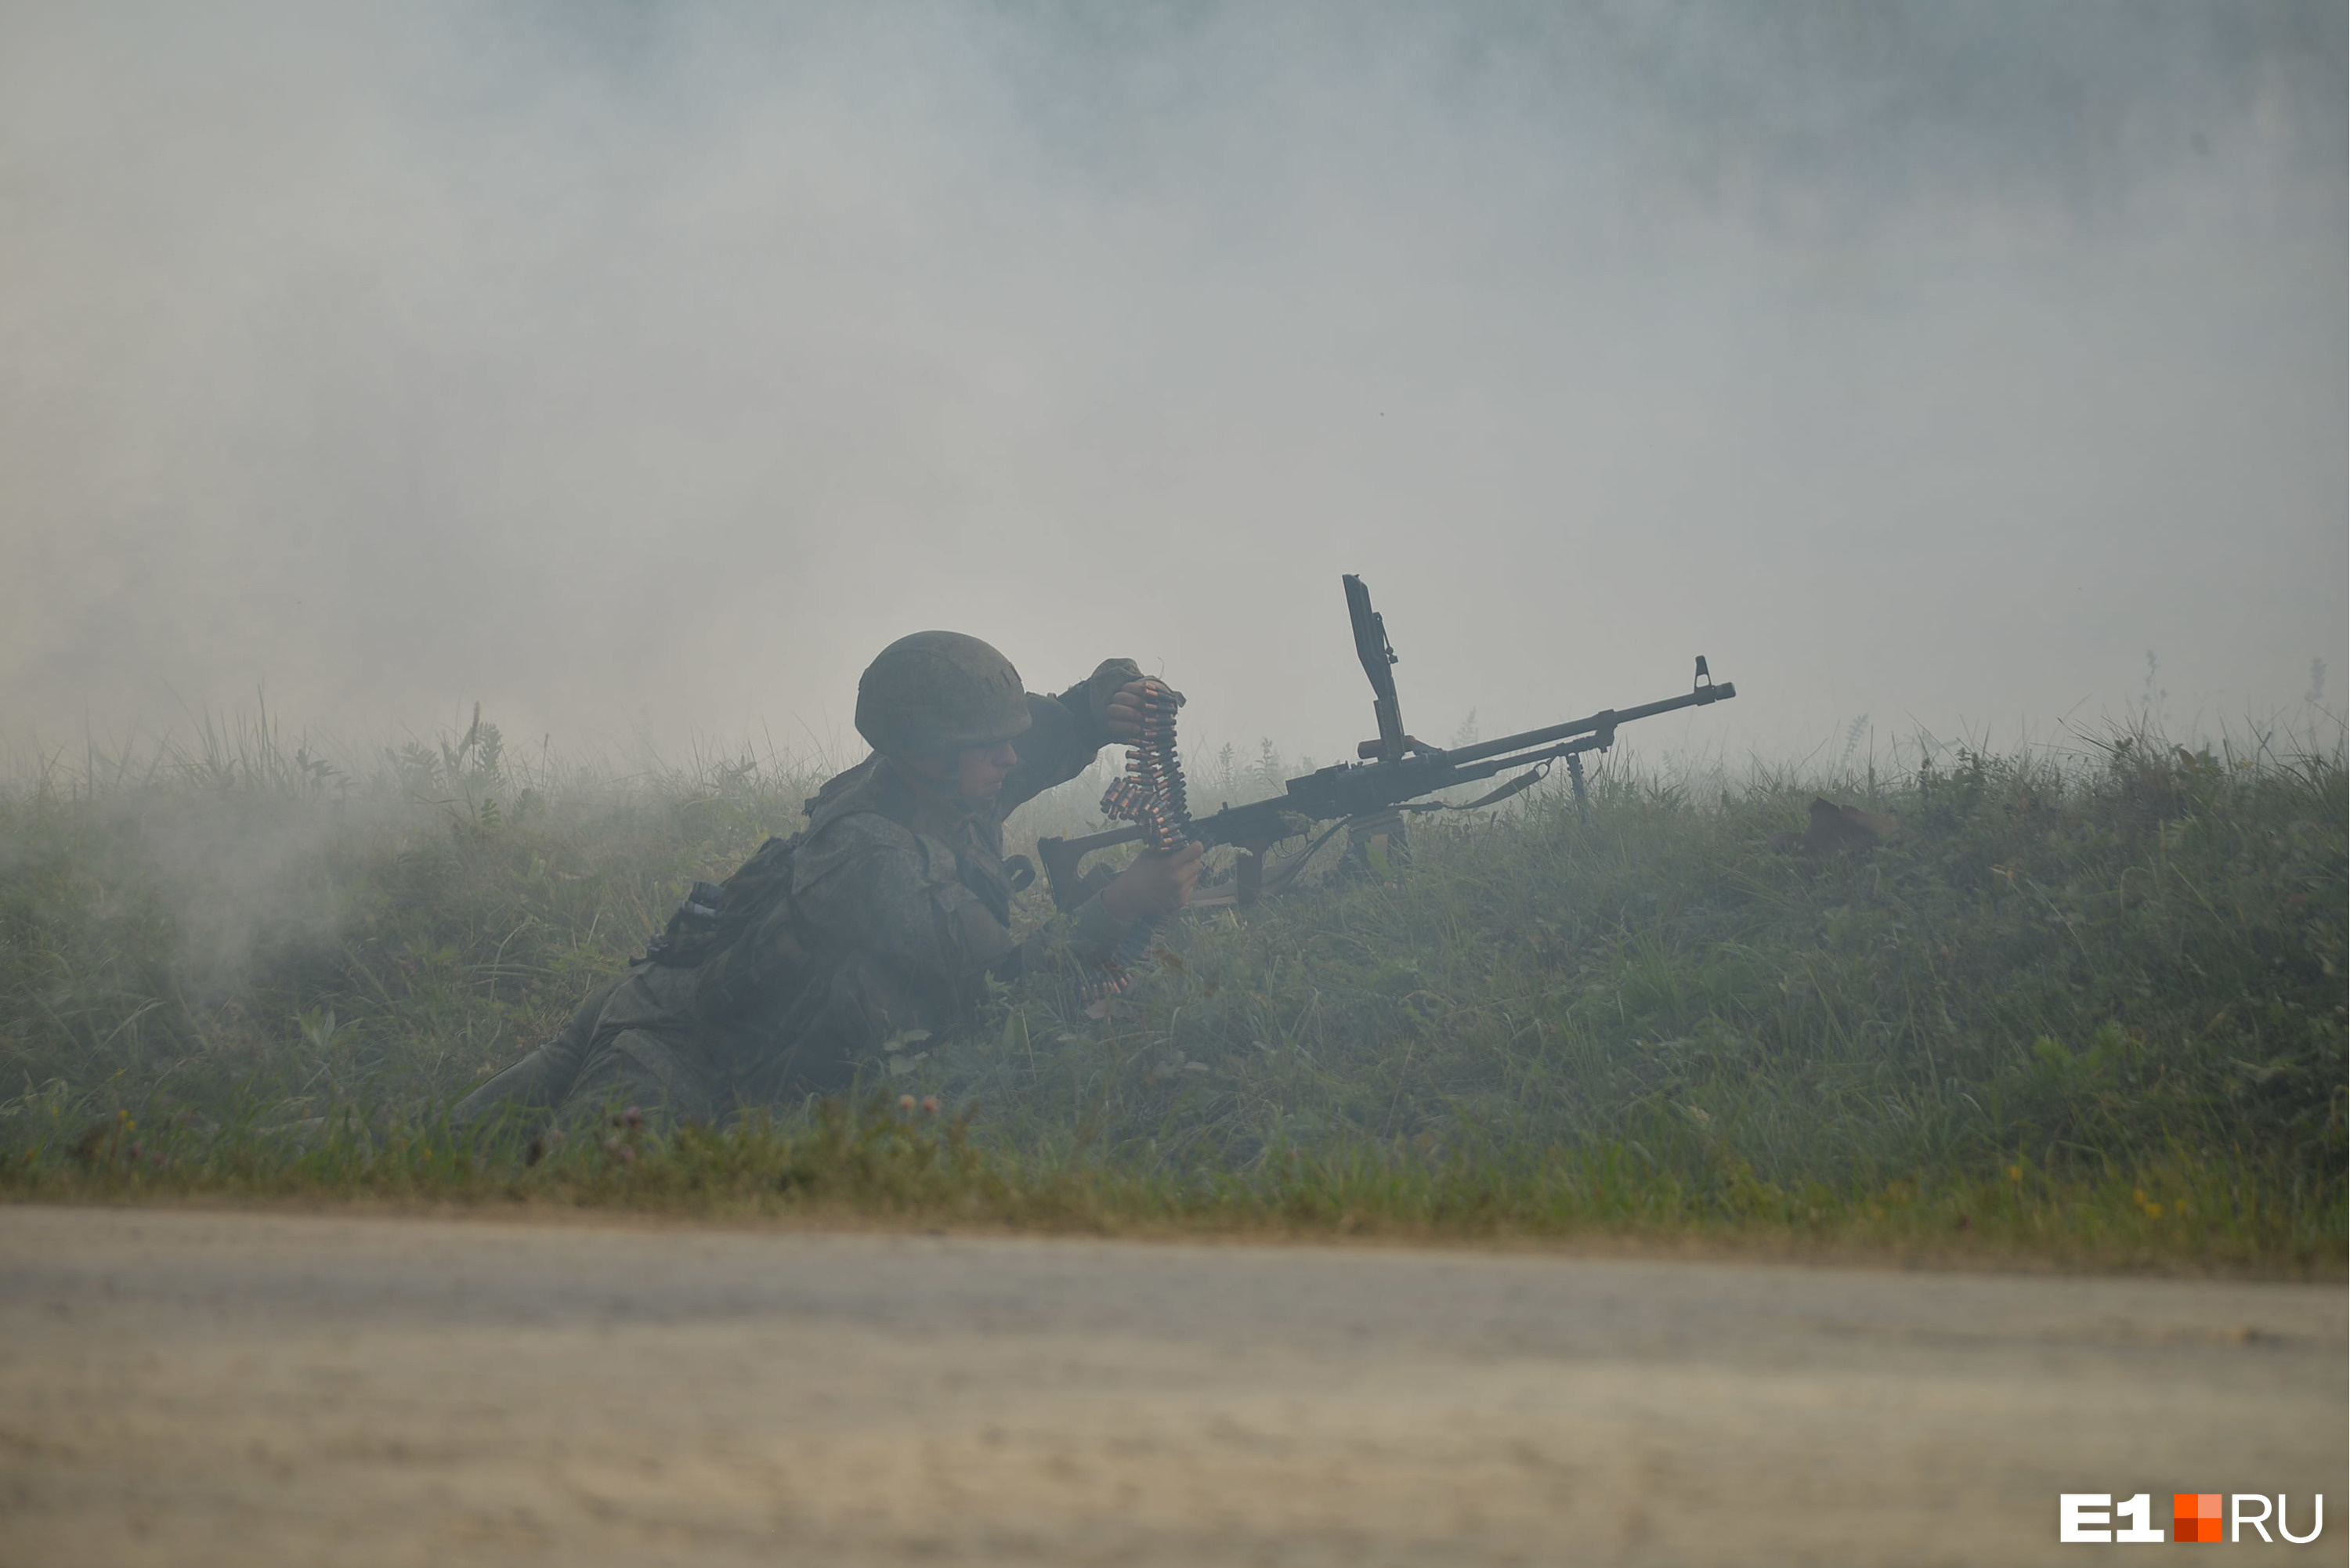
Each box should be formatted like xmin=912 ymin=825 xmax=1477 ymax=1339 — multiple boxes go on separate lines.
xmin=3 ymin=713 xmax=2341 ymax=1274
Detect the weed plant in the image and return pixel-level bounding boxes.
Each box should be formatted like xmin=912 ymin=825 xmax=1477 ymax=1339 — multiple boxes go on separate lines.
xmin=2 ymin=714 xmax=2341 ymax=1271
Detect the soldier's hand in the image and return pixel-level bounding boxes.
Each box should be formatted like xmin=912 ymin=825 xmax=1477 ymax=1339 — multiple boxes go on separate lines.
xmin=1102 ymin=677 xmax=1178 ymax=745
xmin=1101 ymin=840 xmax=1206 ymax=923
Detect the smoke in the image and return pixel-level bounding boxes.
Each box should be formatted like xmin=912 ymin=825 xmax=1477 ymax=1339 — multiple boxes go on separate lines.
xmin=2 ymin=1 xmax=2341 ymax=768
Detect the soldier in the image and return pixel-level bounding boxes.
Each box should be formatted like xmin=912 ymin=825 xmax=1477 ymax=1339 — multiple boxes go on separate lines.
xmin=451 ymin=633 xmax=1202 ymax=1131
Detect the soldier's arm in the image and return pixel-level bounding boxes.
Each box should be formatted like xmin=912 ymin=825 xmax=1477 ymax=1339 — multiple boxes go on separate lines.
xmin=1000 ymin=657 xmax=1144 ymax=811
xmin=794 ymin=816 xmax=1130 ymax=996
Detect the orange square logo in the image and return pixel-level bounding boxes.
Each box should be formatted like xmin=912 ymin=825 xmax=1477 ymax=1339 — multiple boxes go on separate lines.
xmin=2174 ymin=1494 xmax=2223 ymax=1543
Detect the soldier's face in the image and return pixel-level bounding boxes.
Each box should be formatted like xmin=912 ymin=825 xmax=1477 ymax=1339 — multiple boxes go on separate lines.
xmin=953 ymin=740 xmax=1019 ymax=800
xmin=902 ymin=739 xmax=1018 ymax=804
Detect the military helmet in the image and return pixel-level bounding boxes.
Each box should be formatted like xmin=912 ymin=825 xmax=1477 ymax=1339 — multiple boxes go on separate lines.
xmin=855 ymin=630 xmax=1032 ymax=757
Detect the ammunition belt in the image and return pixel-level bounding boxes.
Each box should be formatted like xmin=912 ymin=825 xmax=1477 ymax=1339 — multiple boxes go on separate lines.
xmin=1090 ymin=681 xmax=1188 ymax=1000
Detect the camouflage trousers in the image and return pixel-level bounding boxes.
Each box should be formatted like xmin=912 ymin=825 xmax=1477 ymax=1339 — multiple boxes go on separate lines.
xmin=450 ymin=949 xmax=933 ymax=1135
xmin=450 ymin=963 xmax=730 ymax=1133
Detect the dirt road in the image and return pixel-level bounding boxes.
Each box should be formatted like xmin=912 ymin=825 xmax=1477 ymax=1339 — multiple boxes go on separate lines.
xmin=1 ymin=1207 xmax=2337 ymax=1565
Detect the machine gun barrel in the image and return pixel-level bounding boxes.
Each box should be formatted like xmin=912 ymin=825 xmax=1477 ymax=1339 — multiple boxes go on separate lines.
xmin=1439 ymin=676 xmax=1736 ymax=770
xmin=1036 ymin=677 xmax=1736 ymax=910
xmin=1032 ymin=575 xmax=1741 ymax=913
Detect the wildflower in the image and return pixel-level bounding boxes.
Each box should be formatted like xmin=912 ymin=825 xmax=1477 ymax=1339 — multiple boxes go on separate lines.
xmin=920 ymin=1096 xmax=939 ymax=1115
xmin=2005 ymin=1164 xmax=2023 ymax=1183
xmin=2144 ymin=1201 xmax=2164 ymax=1219
xmin=623 ymin=1106 xmax=643 ymax=1129
xmin=898 ymin=1093 xmax=916 ymax=1114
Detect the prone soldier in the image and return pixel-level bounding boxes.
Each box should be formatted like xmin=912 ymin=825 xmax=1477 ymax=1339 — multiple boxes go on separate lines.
xmin=451 ymin=633 xmax=1203 ymax=1131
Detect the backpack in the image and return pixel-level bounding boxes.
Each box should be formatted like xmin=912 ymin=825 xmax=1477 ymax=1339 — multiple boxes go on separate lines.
xmin=644 ymin=834 xmax=793 ymax=966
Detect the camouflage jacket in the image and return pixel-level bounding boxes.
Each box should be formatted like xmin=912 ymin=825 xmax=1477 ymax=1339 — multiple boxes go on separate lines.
xmin=696 ymin=664 xmax=1138 ymax=1098
xmin=451 ymin=662 xmax=1141 ymax=1125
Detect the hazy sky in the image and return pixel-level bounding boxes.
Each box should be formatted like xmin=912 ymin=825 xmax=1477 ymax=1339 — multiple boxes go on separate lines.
xmin=3 ymin=1 xmax=2342 ymax=770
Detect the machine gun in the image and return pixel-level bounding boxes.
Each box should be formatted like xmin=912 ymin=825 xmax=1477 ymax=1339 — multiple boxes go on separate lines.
xmin=1037 ymin=574 xmax=1738 ymax=911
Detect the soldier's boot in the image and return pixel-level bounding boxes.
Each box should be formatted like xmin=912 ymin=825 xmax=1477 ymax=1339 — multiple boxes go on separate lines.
xmin=450 ymin=977 xmax=619 ymax=1135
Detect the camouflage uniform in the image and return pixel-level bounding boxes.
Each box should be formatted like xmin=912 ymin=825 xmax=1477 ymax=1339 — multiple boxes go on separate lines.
xmin=452 ymin=659 xmax=1138 ymax=1131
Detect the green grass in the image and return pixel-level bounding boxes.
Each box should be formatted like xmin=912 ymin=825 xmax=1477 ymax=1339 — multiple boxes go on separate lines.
xmin=9 ymin=1097 xmax=2324 ymax=1275
xmin=2 ymin=714 xmax=2342 ymax=1274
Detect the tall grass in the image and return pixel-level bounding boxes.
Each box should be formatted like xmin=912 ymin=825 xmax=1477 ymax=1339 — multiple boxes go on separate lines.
xmin=2 ymin=714 xmax=2341 ymax=1270
xmin=954 ymin=735 xmax=2344 ymax=1185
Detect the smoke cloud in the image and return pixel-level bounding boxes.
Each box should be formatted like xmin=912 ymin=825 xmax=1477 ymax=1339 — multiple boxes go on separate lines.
xmin=3 ymin=2 xmax=2341 ymax=768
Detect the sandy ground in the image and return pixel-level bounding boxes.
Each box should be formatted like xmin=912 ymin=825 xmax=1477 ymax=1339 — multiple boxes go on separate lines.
xmin=0 ymin=1207 xmax=2339 ymax=1566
